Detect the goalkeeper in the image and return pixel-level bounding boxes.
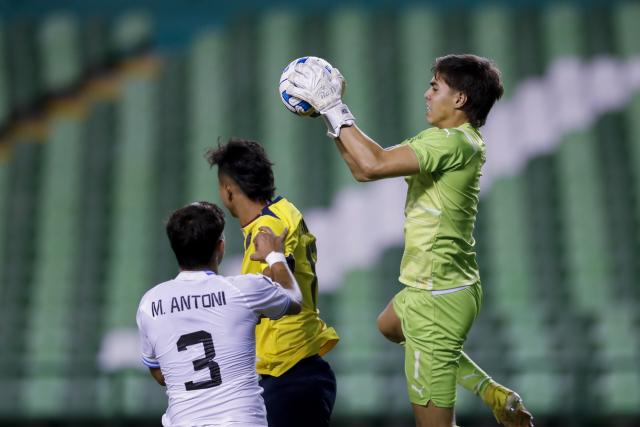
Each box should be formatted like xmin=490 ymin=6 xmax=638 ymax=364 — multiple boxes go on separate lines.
xmin=283 ymin=54 xmax=533 ymax=427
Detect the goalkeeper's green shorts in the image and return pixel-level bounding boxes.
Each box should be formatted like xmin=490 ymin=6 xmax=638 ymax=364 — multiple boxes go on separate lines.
xmin=392 ymin=282 xmax=482 ymax=408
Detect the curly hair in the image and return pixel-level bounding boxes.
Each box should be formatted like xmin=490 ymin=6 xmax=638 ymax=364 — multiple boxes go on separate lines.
xmin=205 ymin=138 xmax=276 ymax=202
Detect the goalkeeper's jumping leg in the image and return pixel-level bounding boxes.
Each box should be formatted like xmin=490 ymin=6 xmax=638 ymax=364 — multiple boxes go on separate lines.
xmin=377 ymin=300 xmax=534 ymax=427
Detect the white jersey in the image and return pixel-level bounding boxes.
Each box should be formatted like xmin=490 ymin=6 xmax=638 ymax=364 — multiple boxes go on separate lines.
xmin=136 ymin=270 xmax=293 ymax=427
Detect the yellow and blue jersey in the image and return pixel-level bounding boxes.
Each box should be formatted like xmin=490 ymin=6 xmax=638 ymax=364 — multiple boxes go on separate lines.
xmin=241 ymin=196 xmax=339 ymax=377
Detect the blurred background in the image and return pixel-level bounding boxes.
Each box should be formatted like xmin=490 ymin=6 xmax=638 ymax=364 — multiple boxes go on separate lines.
xmin=0 ymin=0 xmax=639 ymax=426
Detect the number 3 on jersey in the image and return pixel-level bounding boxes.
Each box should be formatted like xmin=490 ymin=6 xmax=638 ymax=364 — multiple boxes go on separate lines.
xmin=177 ymin=330 xmax=222 ymax=390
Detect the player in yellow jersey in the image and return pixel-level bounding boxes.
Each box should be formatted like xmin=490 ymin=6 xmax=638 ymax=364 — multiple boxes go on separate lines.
xmin=284 ymin=55 xmax=533 ymax=427
xmin=206 ymin=139 xmax=339 ymax=427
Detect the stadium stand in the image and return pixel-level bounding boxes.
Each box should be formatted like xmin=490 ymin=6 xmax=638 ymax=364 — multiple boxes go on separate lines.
xmin=0 ymin=1 xmax=639 ymax=425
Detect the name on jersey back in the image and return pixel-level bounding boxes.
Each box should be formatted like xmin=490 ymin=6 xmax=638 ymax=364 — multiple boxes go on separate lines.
xmin=151 ymin=292 xmax=227 ymax=317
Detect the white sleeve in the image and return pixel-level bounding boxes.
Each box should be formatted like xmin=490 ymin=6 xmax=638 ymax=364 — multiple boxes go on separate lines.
xmin=136 ymin=306 xmax=160 ymax=368
xmin=232 ymin=274 xmax=293 ymax=320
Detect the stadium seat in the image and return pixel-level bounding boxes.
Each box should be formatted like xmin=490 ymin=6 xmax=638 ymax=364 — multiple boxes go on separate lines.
xmin=118 ymin=371 xmax=166 ymax=416
xmin=39 ymin=13 xmax=81 ymax=93
xmin=333 ymin=372 xmax=380 ymax=416
xmin=104 ymin=66 xmax=160 ymax=330
xmin=503 ymin=313 xmax=553 ymax=368
xmin=334 ymin=269 xmax=383 ymax=365
xmin=326 ymin=10 xmax=377 ymax=191
xmin=21 ymin=375 xmax=69 ymax=416
xmin=510 ymin=371 xmax=565 ymax=415
xmin=185 ymin=30 xmax=229 ymax=203
xmin=0 ymin=140 xmax=42 ymax=382
xmin=0 ymin=23 xmax=9 ymax=125
xmin=599 ymin=370 xmax=640 ymax=414
xmin=593 ymin=304 xmax=640 ymax=367
xmin=257 ymin=11 xmax=307 ymax=205
xmin=6 ymin=20 xmax=42 ymax=114
xmin=0 ymin=155 xmax=8 ymax=296
xmin=26 ymin=115 xmax=84 ymax=374
xmin=614 ymin=2 xmax=640 ymax=231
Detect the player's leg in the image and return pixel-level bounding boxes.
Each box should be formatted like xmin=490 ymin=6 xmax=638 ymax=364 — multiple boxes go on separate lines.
xmin=259 ymin=355 xmax=336 ymax=427
xmin=457 ymin=351 xmax=533 ymax=426
xmin=386 ymin=288 xmax=533 ymax=427
xmin=395 ymin=284 xmax=481 ymax=427
xmin=412 ymin=401 xmax=454 ymax=427
xmin=377 ymin=298 xmax=404 ymax=343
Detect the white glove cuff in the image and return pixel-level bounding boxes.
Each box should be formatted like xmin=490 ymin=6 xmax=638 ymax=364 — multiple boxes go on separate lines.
xmin=321 ymin=103 xmax=355 ymax=138
xmin=265 ymin=251 xmax=287 ymax=267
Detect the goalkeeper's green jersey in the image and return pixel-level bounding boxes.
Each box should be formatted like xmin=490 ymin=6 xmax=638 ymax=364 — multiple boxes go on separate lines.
xmin=400 ymin=123 xmax=485 ymax=291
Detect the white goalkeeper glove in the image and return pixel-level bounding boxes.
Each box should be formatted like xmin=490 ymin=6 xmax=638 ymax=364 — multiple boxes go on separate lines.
xmin=286 ymin=59 xmax=356 ymax=138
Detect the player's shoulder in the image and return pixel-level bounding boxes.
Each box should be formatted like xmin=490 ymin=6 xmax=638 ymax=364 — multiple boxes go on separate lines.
xmin=139 ymin=278 xmax=172 ymax=305
xmin=227 ymin=272 xmax=269 ymax=283
xmin=249 ymin=196 xmax=301 ymax=230
xmin=434 ymin=125 xmax=482 ymax=155
xmin=225 ymin=273 xmax=275 ymax=291
xmin=408 ymin=126 xmax=475 ymax=144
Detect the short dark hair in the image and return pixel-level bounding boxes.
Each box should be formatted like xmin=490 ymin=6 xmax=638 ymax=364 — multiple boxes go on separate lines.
xmin=166 ymin=202 xmax=225 ymax=270
xmin=205 ymin=138 xmax=275 ymax=202
xmin=432 ymin=54 xmax=504 ymax=128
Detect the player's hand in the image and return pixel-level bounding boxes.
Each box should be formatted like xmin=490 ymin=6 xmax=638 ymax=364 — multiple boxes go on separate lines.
xmin=250 ymin=226 xmax=288 ymax=262
xmin=286 ymin=61 xmax=355 ymax=138
xmin=286 ymin=59 xmax=345 ymax=113
xmin=261 ymin=266 xmax=273 ymax=279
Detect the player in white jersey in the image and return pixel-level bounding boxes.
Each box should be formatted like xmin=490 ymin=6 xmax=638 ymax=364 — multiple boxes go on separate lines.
xmin=136 ymin=201 xmax=303 ymax=427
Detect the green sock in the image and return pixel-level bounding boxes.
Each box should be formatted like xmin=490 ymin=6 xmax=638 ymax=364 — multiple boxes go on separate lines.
xmin=457 ymin=351 xmax=493 ymax=396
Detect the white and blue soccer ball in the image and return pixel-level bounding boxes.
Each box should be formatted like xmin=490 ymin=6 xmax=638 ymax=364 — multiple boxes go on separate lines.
xmin=279 ymin=56 xmax=333 ymax=117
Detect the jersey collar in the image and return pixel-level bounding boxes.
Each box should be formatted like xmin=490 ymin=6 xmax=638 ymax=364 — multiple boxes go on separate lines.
xmin=175 ymin=270 xmax=217 ymax=280
xmin=242 ymin=195 xmax=283 ymax=228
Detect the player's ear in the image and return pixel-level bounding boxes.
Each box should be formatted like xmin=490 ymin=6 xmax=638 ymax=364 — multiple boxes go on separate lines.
xmin=225 ymin=184 xmax=233 ymax=202
xmin=215 ymin=237 xmax=225 ymax=265
xmin=454 ymin=91 xmax=467 ymax=109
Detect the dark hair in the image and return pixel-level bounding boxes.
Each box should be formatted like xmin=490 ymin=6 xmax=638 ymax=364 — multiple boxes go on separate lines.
xmin=432 ymin=54 xmax=504 ymax=128
xmin=205 ymin=138 xmax=275 ymax=202
xmin=166 ymin=202 xmax=225 ymax=269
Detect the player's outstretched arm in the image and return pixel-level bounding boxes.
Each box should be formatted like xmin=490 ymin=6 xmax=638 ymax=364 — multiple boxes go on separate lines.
xmin=335 ymin=127 xmax=420 ymax=181
xmin=251 ymin=226 xmax=302 ymax=314
xmin=286 ymin=60 xmax=420 ymax=181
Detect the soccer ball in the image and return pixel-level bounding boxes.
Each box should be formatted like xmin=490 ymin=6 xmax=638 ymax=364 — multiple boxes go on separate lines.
xmin=279 ymin=56 xmax=333 ymax=117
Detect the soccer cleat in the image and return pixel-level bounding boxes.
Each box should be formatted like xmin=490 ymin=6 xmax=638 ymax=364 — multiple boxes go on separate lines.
xmin=481 ymin=382 xmax=534 ymax=427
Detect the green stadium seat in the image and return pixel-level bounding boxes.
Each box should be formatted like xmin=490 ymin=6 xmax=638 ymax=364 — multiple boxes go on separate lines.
xmin=256 ymin=11 xmax=307 ymax=205
xmin=186 ymin=30 xmax=229 ymax=203
xmin=599 ymin=370 xmax=640 ymax=414
xmin=39 ymin=13 xmax=81 ymax=92
xmin=0 ymin=23 xmax=9 ymax=124
xmin=21 ymin=376 xmax=69 ymax=416
xmin=503 ymin=313 xmax=552 ymax=368
xmin=326 ymin=10 xmax=377 ymax=191
xmin=26 ymin=116 xmax=83 ymax=375
xmin=398 ymin=7 xmax=442 ymax=135
xmin=333 ymin=372 xmax=380 ymax=416
xmin=593 ymin=305 xmax=639 ymax=366
xmin=614 ymin=3 xmax=640 ymax=231
xmin=7 ymin=20 xmax=42 ymax=113
xmin=112 ymin=11 xmax=153 ymax=56
xmin=334 ymin=270 xmax=382 ymax=366
xmin=0 ymin=156 xmax=8 ymax=297
xmin=104 ymin=71 xmax=160 ymax=330
xmin=511 ymin=371 xmax=566 ymax=415
xmin=0 ymin=140 xmax=42 ymax=383
xmin=118 ymin=371 xmax=166 ymax=416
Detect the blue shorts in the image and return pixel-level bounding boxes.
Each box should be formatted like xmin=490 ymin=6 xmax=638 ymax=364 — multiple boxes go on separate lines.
xmin=259 ymin=355 xmax=336 ymax=427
